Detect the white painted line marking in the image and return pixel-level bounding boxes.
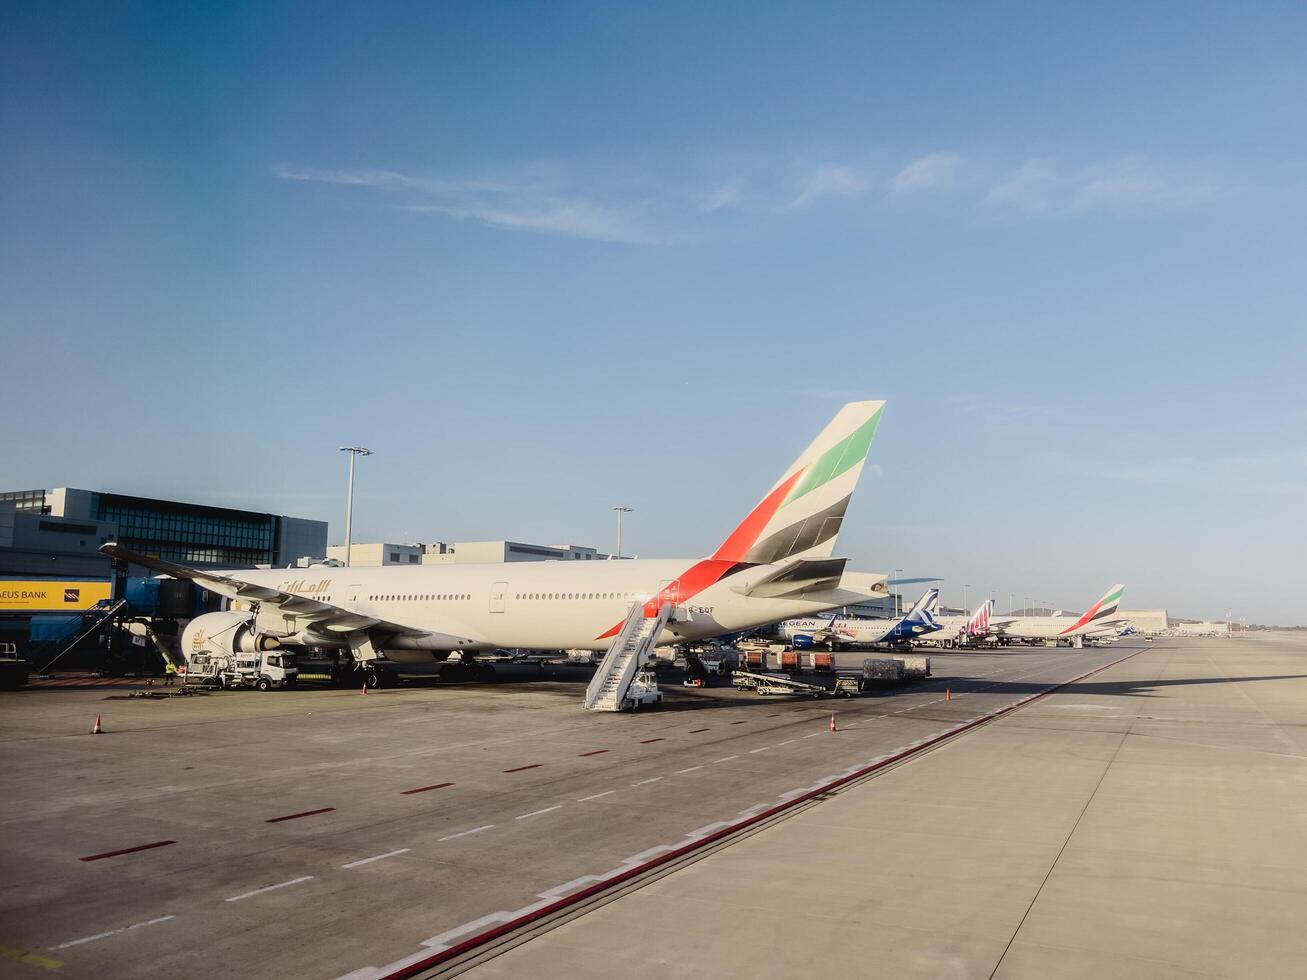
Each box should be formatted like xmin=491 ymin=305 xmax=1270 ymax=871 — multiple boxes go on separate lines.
xmin=341 ymin=848 xmax=411 ymax=869
xmin=225 ymin=876 xmax=314 ymax=903
xmin=438 ymin=824 xmax=495 ymax=842
xmin=777 ymin=739 xmax=796 ymax=746
xmin=749 ymin=747 xmax=771 ymax=754
xmin=713 ymin=756 xmax=739 ymax=763
xmin=577 ymin=790 xmax=615 ymax=802
xmin=675 ymin=765 xmax=704 ymax=774
xmin=336 ymin=652 xmax=1145 ymax=980
xmin=632 ymin=776 xmax=664 ymax=786
xmin=52 ymin=915 xmax=175 ymax=950
xmin=516 ymin=805 xmax=563 ymax=820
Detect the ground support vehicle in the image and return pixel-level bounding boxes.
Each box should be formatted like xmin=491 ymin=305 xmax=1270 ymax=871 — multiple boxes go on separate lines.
xmin=831 ymin=675 xmax=865 ymax=697
xmin=185 ymin=650 xmax=298 ymax=690
xmin=731 ymin=669 xmax=827 ymax=698
xmin=624 ymin=667 xmax=663 ymax=708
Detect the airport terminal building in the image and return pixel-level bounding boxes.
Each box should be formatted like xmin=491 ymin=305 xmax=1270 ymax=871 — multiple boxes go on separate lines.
xmin=1 ymin=488 xmax=327 ymax=570
xmin=1 ymin=488 xmax=328 ymax=647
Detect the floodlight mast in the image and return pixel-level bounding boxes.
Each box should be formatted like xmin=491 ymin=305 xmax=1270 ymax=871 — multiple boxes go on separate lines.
xmin=339 ymin=446 xmax=373 ymax=567
xmin=613 ymin=506 xmax=633 ymax=559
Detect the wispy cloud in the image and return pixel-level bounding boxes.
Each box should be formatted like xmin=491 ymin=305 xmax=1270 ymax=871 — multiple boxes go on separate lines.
xmin=273 ymin=163 xmax=672 ymax=244
xmin=985 ymin=157 xmax=1236 ymax=215
xmin=788 ymin=163 xmax=869 ymax=208
xmin=892 ymin=153 xmax=962 ymax=194
xmin=700 ymin=177 xmax=746 ymax=213
xmin=274 ymin=151 xmax=1250 ymax=244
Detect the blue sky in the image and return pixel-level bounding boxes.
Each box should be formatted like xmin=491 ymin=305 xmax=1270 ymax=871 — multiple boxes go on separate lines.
xmin=2 ymin=2 xmax=1304 ymax=624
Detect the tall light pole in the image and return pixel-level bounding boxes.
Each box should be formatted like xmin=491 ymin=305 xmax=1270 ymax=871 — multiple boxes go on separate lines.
xmin=963 ymin=584 xmax=970 ymax=617
xmin=893 ymin=568 xmax=903 ymax=616
xmin=1008 ymin=592 xmax=1014 ymax=616
xmin=339 ymin=446 xmax=372 ymax=567
xmin=613 ymin=506 xmax=633 ymax=559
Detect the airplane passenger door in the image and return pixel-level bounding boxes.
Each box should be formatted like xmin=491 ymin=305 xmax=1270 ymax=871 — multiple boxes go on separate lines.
xmin=657 ymin=579 xmax=681 ymax=608
xmin=347 ymin=583 xmax=364 ymax=612
xmin=489 ymin=581 xmax=508 ymax=614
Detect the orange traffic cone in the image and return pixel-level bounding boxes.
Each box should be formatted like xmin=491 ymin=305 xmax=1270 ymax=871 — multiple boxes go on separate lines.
xmin=828 ymin=713 xmax=837 ymax=733
xmin=91 ymin=715 xmax=103 ymax=735
xmin=361 ymin=683 xmax=368 ymax=696
xmin=945 ymin=689 xmax=951 ymax=702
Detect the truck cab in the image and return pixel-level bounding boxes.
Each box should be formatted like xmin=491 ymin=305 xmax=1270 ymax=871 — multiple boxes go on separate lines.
xmin=232 ymin=651 xmax=297 ymax=690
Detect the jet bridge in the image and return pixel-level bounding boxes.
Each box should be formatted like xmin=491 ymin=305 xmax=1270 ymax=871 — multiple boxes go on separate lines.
xmin=584 ymin=603 xmax=672 ymax=711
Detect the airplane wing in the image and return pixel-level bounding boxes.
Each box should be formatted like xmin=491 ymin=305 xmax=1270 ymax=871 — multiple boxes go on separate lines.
xmin=99 ymin=543 xmax=430 ymax=639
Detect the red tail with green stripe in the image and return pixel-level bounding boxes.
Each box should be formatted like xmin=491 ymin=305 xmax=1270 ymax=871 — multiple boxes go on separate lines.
xmin=1058 ymin=583 xmax=1126 ymax=635
xmin=714 ymin=400 xmax=885 ymax=566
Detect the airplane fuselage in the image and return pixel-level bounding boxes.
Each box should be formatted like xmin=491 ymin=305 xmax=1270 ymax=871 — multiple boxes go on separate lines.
xmin=231 ymin=558 xmax=880 ymax=660
xmin=991 ymin=617 xmax=1121 ymax=640
xmin=777 ymin=616 xmax=916 ymax=648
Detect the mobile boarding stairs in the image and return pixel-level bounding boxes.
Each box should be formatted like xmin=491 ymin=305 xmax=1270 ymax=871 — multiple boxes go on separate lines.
xmin=584 ymin=602 xmax=674 ymax=711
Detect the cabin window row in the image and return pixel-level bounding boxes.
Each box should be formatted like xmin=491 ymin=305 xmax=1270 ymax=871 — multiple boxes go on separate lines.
xmin=514 ymin=592 xmax=635 ymax=601
xmin=369 ymin=593 xmax=469 ymax=601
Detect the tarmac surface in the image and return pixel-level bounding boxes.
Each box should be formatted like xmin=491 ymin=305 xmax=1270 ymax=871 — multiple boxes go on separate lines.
xmin=1 ymin=636 xmax=1302 ymax=978
xmin=459 ymin=633 xmax=1307 ymax=980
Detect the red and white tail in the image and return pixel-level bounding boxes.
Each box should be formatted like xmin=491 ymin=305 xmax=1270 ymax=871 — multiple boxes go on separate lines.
xmin=966 ymin=598 xmax=994 ymax=636
xmin=712 ymin=401 xmax=885 ymax=565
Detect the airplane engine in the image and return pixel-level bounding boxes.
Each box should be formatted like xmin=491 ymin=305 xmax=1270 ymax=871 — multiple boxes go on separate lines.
xmin=181 ymin=611 xmax=281 ymax=661
xmin=791 ymin=634 xmax=816 ymax=650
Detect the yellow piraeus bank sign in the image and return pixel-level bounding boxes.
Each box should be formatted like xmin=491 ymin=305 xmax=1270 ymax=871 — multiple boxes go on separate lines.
xmin=0 ymin=581 xmax=112 ymax=611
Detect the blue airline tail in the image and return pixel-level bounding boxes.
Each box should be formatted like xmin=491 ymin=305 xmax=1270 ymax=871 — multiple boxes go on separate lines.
xmin=887 ymin=587 xmax=941 ymax=640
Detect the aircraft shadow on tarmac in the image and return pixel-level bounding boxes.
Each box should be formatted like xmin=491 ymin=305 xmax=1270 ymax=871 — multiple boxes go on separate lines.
xmin=943 ymin=674 xmax=1307 ymax=699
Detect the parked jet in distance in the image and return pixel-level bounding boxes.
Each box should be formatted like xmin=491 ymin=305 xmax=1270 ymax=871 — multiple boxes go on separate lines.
xmin=776 ymin=587 xmax=942 ymax=649
xmin=103 ymin=401 xmax=891 ymax=684
xmin=988 ymin=584 xmax=1126 ymax=643
xmin=918 ymin=598 xmax=998 ymax=648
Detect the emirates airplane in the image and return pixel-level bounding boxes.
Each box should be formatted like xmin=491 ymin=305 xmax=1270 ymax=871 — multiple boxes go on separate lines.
xmin=988 ymin=584 xmax=1127 ymax=644
xmin=102 ymin=401 xmax=890 ymax=678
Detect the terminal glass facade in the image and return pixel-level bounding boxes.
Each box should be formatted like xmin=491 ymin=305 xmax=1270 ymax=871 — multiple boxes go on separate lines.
xmin=92 ymin=493 xmax=276 ymax=567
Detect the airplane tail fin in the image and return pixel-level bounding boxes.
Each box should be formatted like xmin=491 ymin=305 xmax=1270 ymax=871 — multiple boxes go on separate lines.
xmin=882 ymin=587 xmax=939 ymax=641
xmin=1059 ymin=584 xmax=1126 ymax=635
xmin=905 ymin=587 xmax=938 ymax=620
xmin=712 ymin=401 xmax=885 ymax=565
xmin=966 ymin=598 xmax=994 ymax=636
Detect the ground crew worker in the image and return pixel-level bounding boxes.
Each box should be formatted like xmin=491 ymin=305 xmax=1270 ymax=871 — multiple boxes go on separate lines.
xmin=164 ymin=660 xmax=177 ymax=686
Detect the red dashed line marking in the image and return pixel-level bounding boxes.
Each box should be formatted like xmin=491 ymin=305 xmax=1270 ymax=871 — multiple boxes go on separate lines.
xmin=578 ymin=750 xmax=609 ymax=757
xmin=80 ymin=840 xmax=176 ymax=862
xmin=266 ymin=808 xmax=335 ymax=824
xmin=688 ymin=728 xmax=710 ymax=734
xmin=401 ymin=782 xmax=454 ymax=795
xmin=503 ymin=764 xmax=542 ymax=774
xmin=639 ymin=738 xmax=665 ymax=744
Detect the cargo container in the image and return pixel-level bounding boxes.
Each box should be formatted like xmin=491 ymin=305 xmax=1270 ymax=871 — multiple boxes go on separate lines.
xmin=862 ymin=658 xmax=905 ymax=683
xmin=807 ymin=651 xmax=834 ymax=672
xmin=894 ymin=655 xmax=931 ymax=680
